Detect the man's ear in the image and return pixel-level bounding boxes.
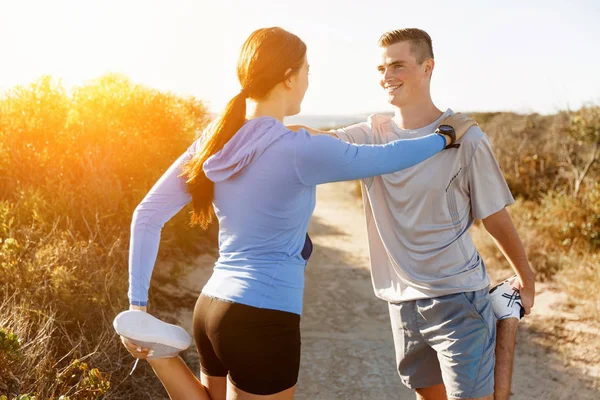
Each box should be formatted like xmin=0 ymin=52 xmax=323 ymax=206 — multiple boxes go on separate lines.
xmin=283 ymin=68 xmax=293 ymax=89
xmin=423 ymin=59 xmax=435 ymax=77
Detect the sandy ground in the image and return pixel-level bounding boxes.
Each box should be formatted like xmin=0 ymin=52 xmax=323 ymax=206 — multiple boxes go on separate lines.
xmin=166 ymin=182 xmax=599 ymax=400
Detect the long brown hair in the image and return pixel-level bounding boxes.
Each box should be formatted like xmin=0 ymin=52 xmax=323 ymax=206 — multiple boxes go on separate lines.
xmin=181 ymin=27 xmax=307 ymax=229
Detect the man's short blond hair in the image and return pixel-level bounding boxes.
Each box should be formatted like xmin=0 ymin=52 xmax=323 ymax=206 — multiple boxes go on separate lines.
xmin=378 ymin=28 xmax=434 ymax=64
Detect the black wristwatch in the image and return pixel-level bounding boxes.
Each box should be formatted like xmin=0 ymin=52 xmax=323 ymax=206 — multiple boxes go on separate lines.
xmin=436 ymin=125 xmax=460 ymax=149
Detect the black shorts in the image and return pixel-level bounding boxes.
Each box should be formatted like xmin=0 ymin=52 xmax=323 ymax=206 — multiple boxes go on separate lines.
xmin=193 ymin=293 xmax=301 ymax=395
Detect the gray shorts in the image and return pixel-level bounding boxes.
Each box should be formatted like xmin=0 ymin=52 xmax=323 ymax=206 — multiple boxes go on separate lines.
xmin=388 ymin=287 xmax=496 ymax=399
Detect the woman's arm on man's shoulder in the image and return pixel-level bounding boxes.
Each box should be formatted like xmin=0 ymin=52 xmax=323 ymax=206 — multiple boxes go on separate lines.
xmin=287 ymin=125 xmax=339 ymax=137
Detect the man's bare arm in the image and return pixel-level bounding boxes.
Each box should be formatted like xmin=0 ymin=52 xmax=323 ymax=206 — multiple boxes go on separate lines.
xmin=287 ymin=125 xmax=339 ymax=137
xmin=482 ymin=207 xmax=535 ymax=314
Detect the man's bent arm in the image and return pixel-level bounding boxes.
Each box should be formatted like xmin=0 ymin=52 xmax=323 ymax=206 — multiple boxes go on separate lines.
xmin=482 ymin=207 xmax=535 ymax=314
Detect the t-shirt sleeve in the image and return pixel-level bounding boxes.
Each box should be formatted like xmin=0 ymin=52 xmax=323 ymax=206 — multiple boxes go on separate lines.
xmin=128 ymin=141 xmax=197 ymax=306
xmin=331 ymin=122 xmax=372 ymax=145
xmin=467 ymin=134 xmax=515 ymax=220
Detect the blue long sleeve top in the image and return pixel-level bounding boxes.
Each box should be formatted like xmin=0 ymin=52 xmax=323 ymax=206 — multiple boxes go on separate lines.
xmin=128 ymin=117 xmax=446 ymax=314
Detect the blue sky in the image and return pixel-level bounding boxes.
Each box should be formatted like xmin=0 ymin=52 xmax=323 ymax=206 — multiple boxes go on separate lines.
xmin=0 ymin=0 xmax=598 ymax=115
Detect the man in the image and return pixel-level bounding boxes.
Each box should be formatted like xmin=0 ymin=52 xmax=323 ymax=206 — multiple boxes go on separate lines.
xmin=294 ymin=28 xmax=535 ymax=400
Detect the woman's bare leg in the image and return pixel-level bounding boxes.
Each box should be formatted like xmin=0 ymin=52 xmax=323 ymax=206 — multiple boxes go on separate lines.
xmin=201 ymin=371 xmax=227 ymax=400
xmin=227 ymin=376 xmax=296 ymax=400
xmin=147 ymin=357 xmax=211 ymax=400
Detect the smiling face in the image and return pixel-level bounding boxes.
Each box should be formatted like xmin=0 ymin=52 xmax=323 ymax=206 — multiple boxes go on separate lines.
xmin=377 ymin=41 xmax=434 ymax=108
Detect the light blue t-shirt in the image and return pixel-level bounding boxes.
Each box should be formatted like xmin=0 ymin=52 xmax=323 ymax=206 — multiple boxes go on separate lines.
xmin=128 ymin=117 xmax=446 ymax=315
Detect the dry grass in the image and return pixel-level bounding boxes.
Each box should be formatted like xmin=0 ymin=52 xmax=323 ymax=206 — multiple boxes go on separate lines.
xmin=470 ymin=108 xmax=600 ymax=317
xmin=0 ymin=75 xmax=214 ymax=398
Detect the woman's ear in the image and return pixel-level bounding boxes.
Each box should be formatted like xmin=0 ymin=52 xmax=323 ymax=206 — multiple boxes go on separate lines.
xmin=283 ymin=68 xmax=293 ymax=89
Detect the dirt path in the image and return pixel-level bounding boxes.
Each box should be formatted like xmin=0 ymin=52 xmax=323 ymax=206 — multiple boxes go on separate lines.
xmin=170 ymin=182 xmax=599 ymax=400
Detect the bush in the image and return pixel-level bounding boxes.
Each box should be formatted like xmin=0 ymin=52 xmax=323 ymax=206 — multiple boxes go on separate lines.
xmin=472 ymin=106 xmax=600 ymax=313
xmin=0 ymin=75 xmax=213 ymax=398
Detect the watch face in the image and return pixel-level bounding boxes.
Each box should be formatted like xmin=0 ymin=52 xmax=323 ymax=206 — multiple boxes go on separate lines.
xmin=438 ymin=125 xmax=454 ymax=134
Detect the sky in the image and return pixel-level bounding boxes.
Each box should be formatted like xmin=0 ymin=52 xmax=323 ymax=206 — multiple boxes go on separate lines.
xmin=0 ymin=0 xmax=599 ymax=116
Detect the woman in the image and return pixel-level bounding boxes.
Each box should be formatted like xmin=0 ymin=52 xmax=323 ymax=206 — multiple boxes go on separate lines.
xmin=118 ymin=26 xmax=474 ymax=400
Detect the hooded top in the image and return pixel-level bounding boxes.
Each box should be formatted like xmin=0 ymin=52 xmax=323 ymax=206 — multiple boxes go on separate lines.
xmin=128 ymin=117 xmax=446 ymax=315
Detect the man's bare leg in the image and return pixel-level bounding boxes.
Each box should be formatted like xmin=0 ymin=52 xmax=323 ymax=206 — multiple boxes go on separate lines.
xmin=416 ymin=384 xmax=494 ymax=400
xmin=415 ymin=317 xmax=517 ymax=400
xmin=494 ymin=318 xmax=519 ymax=400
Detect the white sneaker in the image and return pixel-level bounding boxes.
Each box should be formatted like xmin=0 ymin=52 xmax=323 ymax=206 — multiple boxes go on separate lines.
xmin=113 ymin=310 xmax=192 ymax=360
xmin=489 ymin=276 xmax=525 ymax=321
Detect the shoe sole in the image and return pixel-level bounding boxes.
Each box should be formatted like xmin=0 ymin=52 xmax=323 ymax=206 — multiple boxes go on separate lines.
xmin=113 ymin=310 xmax=192 ymax=351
